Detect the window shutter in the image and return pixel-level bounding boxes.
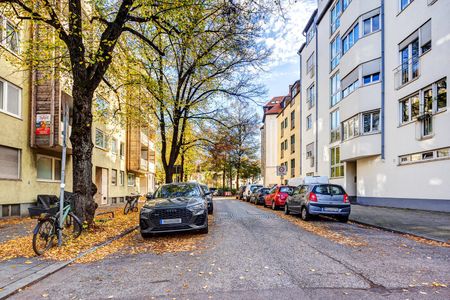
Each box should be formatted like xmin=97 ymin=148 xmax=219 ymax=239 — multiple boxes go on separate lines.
xmin=420 ymin=20 xmax=431 ymax=47
xmin=399 ymin=30 xmax=419 ymax=50
xmin=362 ymin=58 xmax=381 ymax=77
xmin=361 ymin=8 xmax=380 ymax=21
xmin=0 ymin=146 xmax=19 ymax=179
xmin=341 ymin=67 xmax=359 ymax=91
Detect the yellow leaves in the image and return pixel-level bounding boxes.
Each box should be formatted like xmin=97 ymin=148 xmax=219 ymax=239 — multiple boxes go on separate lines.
xmin=24 ymin=260 xmax=33 ymax=264
xmin=431 ymin=282 xmax=448 ymax=288
xmin=403 ymin=234 xmax=450 ymax=248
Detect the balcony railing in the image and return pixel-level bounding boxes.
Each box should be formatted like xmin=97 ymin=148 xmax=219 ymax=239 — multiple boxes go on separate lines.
xmin=394 ymin=56 xmax=420 ymax=90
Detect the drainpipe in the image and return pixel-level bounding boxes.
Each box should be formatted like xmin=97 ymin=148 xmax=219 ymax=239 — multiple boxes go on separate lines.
xmin=381 ymin=0 xmax=386 ymax=160
xmin=298 ymin=51 xmax=302 ymax=176
xmin=315 ymin=24 xmax=319 ymax=173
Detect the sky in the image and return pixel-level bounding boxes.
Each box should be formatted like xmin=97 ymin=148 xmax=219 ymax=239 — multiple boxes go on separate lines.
xmin=255 ymin=0 xmax=317 ymax=104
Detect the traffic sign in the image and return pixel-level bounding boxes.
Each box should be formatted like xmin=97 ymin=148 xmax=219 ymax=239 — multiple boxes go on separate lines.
xmin=277 ymin=165 xmax=287 ymax=176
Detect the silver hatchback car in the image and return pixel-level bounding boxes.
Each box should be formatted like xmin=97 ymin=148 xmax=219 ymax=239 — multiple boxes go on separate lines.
xmin=285 ymin=184 xmax=351 ymax=222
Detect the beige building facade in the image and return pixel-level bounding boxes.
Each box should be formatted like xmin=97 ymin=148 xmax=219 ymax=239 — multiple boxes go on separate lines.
xmin=0 ymin=16 xmax=156 ymax=217
xmin=276 ymin=81 xmax=301 ymax=184
xmin=297 ymin=0 xmax=450 ymax=211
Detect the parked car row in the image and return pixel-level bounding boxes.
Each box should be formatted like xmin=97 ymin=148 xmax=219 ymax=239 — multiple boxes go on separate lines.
xmin=239 ymin=178 xmax=351 ymax=223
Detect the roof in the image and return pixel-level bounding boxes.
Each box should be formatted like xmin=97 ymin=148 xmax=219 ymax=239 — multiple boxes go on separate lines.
xmin=264 ymin=96 xmax=284 ymax=108
xmin=302 ymin=9 xmax=318 ymax=35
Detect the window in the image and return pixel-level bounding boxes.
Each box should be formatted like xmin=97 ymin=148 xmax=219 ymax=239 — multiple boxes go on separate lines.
xmin=281 ymin=118 xmax=285 ymax=138
xmin=281 ymin=142 xmax=285 ymax=159
xmin=290 ymin=111 xmax=295 ymax=129
xmin=120 ymin=170 xmax=125 ymax=186
xmin=363 ymin=15 xmax=380 ymax=36
xmin=330 ymin=35 xmax=341 ymax=70
xmin=400 ymin=0 xmax=413 ymax=11
xmin=342 ymin=23 xmax=359 ymax=54
xmin=399 ymin=78 xmax=446 ymax=124
xmin=363 ymin=73 xmax=380 ymax=85
xmin=330 ymin=72 xmax=341 ymax=106
xmin=120 ymin=142 xmax=125 ymax=158
xmin=306 ymin=143 xmax=314 ymax=159
xmin=400 ymin=94 xmax=419 ymax=124
xmin=307 ymin=53 xmax=315 ymax=76
xmin=127 ymin=173 xmax=135 ymax=187
xmin=290 ymin=135 xmax=295 ymax=154
xmin=330 ymin=0 xmax=342 ymax=34
xmin=0 ymin=80 xmax=21 ymax=117
xmin=307 ymin=84 xmax=315 ymax=109
xmin=290 ymin=159 xmax=295 ymax=177
xmin=400 ymin=39 xmax=419 ymax=86
xmin=330 ymin=147 xmax=344 ymax=178
xmin=306 ymin=114 xmax=312 ymax=130
xmin=95 ymin=129 xmax=107 ymax=149
xmin=0 ymin=17 xmax=20 ymax=53
xmin=2 ymin=204 xmax=20 ymax=217
xmin=111 ymin=138 xmax=117 ymax=154
xmin=342 ymin=79 xmax=359 ymax=98
xmin=343 ymin=115 xmax=359 ymax=140
xmin=36 ymin=155 xmax=61 ymax=181
xmin=0 ymin=145 xmax=20 ymax=179
xmin=306 ymin=25 xmax=315 ymax=45
xmin=399 ymin=147 xmax=449 ymax=165
xmin=330 ymin=110 xmax=341 ymax=143
xmin=362 ymin=111 xmax=380 ymax=133
xmin=343 ymin=0 xmax=351 ymax=10
xmin=437 ymin=79 xmax=447 ymax=111
xmin=112 ymin=169 xmax=117 ymax=185
xmin=423 ymin=115 xmax=433 ymax=137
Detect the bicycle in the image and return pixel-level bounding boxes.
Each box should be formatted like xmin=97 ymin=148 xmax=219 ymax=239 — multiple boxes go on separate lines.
xmin=30 ymin=198 xmax=82 ymax=255
xmin=124 ymin=193 xmax=140 ymax=215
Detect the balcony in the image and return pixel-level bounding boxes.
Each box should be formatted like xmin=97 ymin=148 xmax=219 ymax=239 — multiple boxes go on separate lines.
xmin=339 ymin=83 xmax=381 ymax=122
xmin=340 ymin=133 xmax=381 ymax=162
xmin=394 ymin=56 xmax=420 ymax=90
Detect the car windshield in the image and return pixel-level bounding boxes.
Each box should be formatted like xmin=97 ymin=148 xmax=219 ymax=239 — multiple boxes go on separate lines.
xmin=313 ymin=185 xmax=345 ymax=195
xmin=250 ymin=185 xmax=262 ymax=192
xmin=260 ymin=188 xmax=270 ymax=194
xmin=280 ymin=186 xmax=293 ymax=194
xmin=154 ymin=184 xmax=201 ymax=198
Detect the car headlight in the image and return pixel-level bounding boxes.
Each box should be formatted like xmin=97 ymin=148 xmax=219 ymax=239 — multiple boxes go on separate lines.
xmin=140 ymin=206 xmax=154 ymax=216
xmin=188 ymin=203 xmax=206 ymax=215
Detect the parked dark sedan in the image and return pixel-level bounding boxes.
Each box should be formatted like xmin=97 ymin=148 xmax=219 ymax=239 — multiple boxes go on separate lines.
xmin=140 ymin=183 xmax=209 ymax=237
xmin=250 ymin=187 xmax=270 ymax=205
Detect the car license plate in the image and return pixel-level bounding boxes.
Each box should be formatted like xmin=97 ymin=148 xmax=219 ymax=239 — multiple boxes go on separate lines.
xmin=160 ymin=218 xmax=182 ymax=225
xmin=324 ymin=207 xmax=339 ymax=212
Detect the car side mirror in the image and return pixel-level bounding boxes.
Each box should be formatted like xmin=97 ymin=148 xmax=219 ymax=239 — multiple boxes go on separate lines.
xmin=146 ymin=193 xmax=154 ymax=200
xmin=205 ymin=191 xmax=212 ymax=196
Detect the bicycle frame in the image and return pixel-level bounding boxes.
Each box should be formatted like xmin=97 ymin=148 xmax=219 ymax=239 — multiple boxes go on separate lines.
xmin=32 ymin=203 xmax=71 ymax=235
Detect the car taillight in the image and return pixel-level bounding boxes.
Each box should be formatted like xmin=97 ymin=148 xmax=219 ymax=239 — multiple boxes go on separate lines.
xmin=343 ymin=193 xmax=349 ymax=203
xmin=276 ymin=194 xmax=281 ymax=200
xmin=309 ymin=192 xmax=317 ymax=202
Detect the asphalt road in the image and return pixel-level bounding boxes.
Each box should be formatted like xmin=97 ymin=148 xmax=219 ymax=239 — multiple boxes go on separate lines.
xmin=12 ymin=198 xmax=450 ymax=299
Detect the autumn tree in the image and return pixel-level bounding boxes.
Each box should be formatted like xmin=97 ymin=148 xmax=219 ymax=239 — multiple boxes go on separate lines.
xmin=125 ymin=1 xmax=269 ymax=183
xmin=0 ymin=0 xmax=185 ymax=225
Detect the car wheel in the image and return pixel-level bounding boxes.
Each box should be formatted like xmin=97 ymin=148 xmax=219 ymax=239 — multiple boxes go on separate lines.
xmin=271 ymin=201 xmax=277 ymax=210
xmin=284 ymin=204 xmax=290 ymax=215
xmin=337 ymin=216 xmax=349 ymax=223
xmin=301 ymin=206 xmax=310 ymax=221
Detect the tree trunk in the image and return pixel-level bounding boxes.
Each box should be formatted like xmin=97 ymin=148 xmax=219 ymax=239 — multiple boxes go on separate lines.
xmin=180 ymin=151 xmax=185 ymax=182
xmin=165 ymin=166 xmax=174 ymax=183
xmin=236 ymin=170 xmax=240 ymax=191
xmin=70 ymin=85 xmax=96 ymax=225
xmin=229 ymin=167 xmax=232 ymax=191
xmin=222 ymin=166 xmax=226 ymax=191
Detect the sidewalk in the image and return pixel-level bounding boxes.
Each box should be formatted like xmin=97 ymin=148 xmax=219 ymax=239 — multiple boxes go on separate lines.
xmin=350 ymin=204 xmax=450 ymax=243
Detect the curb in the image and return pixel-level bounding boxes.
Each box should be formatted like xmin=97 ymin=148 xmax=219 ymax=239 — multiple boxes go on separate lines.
xmin=0 ymin=226 xmax=138 ymax=300
xmin=349 ymin=219 xmax=449 ymax=245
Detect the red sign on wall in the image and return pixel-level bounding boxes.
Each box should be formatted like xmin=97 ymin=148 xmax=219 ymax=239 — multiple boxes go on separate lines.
xmin=35 ymin=114 xmax=51 ymax=135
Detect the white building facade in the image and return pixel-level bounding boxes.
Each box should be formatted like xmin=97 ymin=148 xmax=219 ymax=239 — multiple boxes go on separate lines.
xmin=298 ymin=0 xmax=450 ymax=211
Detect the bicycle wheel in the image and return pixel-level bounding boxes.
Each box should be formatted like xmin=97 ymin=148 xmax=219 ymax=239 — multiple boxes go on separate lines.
xmin=132 ymin=201 xmax=139 ymax=212
xmin=32 ymin=219 xmax=56 ymax=255
xmin=124 ymin=202 xmax=131 ymax=215
xmin=62 ymin=212 xmax=82 ymax=242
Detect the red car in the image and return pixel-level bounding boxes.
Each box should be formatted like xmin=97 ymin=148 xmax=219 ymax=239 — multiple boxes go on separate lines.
xmin=264 ymin=185 xmax=295 ymax=210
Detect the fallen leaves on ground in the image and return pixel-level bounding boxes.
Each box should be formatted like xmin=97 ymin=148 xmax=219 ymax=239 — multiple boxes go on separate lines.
xmin=403 ymin=234 xmax=450 ymax=248
xmin=0 ymin=216 xmax=34 ymax=229
xmin=0 ymin=206 xmax=139 ymax=262
xmin=258 ymin=205 xmax=368 ymax=247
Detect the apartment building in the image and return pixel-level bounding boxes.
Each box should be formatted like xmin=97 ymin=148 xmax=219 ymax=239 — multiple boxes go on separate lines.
xmin=297 ymin=0 xmax=450 ymax=211
xmin=261 ymin=96 xmax=283 ymax=186
xmin=0 ymin=15 xmax=156 ymax=217
xmin=276 ymin=81 xmax=301 ymax=184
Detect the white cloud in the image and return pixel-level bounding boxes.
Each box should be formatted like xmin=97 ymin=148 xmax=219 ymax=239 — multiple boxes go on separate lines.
xmin=262 ymin=0 xmax=317 ymax=69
